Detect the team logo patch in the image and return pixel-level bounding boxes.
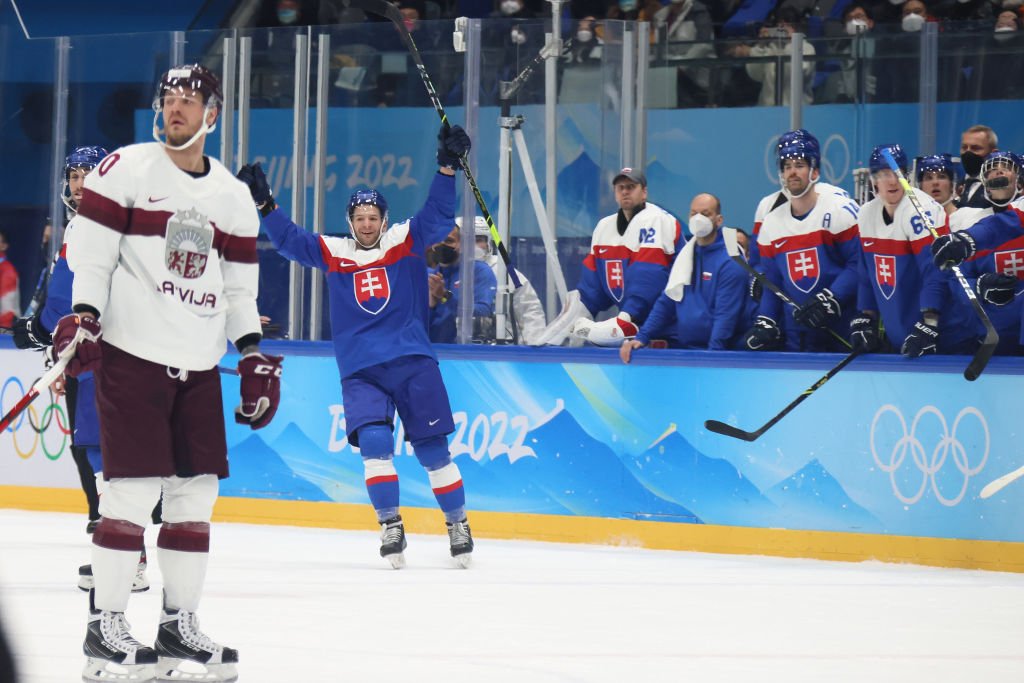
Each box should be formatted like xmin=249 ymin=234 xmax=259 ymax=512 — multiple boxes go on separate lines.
xmin=354 ymin=267 xmax=391 ymax=314
xmin=995 ymin=249 xmax=1024 ymax=280
xmin=786 ymin=248 xmax=820 ymax=294
xmin=874 ymin=254 xmax=897 ymax=300
xmin=604 ymin=259 xmax=625 ymax=302
xmin=165 ymin=208 xmax=213 ymax=279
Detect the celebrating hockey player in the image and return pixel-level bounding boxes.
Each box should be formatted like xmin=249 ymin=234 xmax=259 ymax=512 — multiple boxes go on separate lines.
xmin=745 ymin=134 xmax=861 ymax=352
xmin=62 ymin=64 xmax=280 ymax=683
xmin=535 ymin=167 xmax=680 ymax=346
xmin=236 ymin=123 xmax=476 ymax=569
xmin=849 ymin=145 xmax=975 ymax=357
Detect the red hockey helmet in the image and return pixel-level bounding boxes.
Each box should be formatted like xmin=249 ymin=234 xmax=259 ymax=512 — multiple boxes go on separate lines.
xmin=154 ymin=64 xmax=223 ymax=109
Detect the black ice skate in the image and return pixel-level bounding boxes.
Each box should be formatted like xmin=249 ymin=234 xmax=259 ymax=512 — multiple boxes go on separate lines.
xmin=82 ymin=589 xmax=157 ymax=682
xmin=154 ymin=596 xmax=239 ymax=682
xmin=79 ymin=552 xmax=150 ymax=593
xmin=446 ymin=519 xmax=474 ymax=568
xmin=379 ymin=515 xmax=407 ymax=569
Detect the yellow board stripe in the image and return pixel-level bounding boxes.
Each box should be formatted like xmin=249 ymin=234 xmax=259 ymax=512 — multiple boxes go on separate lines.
xmin=3 ymin=485 xmax=1022 ymax=573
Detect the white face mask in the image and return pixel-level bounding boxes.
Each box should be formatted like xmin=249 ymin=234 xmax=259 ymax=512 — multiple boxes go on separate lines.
xmin=474 ymin=246 xmax=488 ymax=260
xmin=846 ymin=18 xmax=869 ymax=35
xmin=577 ymin=28 xmax=593 ymax=42
xmin=902 ymin=13 xmax=925 ymax=32
xmin=500 ymin=0 xmax=521 ymax=14
xmin=689 ymin=212 xmax=715 ymax=239
xmin=995 ymin=26 xmax=1017 ymax=41
xmin=889 ymin=0 xmax=906 ymax=4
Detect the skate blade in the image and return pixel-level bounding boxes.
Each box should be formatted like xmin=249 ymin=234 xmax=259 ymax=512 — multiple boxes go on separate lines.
xmin=452 ymin=552 xmax=472 ymax=569
xmin=83 ymin=657 xmax=155 ymax=682
xmin=384 ymin=552 xmax=406 ymax=569
xmin=78 ymin=576 xmax=150 ymax=593
xmin=79 ymin=575 xmax=94 ymax=592
xmin=155 ymin=658 xmax=237 ymax=682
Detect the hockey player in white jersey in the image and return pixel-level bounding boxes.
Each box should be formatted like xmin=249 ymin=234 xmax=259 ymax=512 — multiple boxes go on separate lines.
xmin=850 ymin=145 xmax=975 ymax=357
xmin=61 ymin=64 xmax=281 ymax=683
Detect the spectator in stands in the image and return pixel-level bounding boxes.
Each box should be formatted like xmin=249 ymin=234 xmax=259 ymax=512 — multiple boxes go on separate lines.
xmin=620 ymin=193 xmax=755 ymax=359
xmin=731 ymin=7 xmax=817 ymax=106
xmin=253 ymin=0 xmax=321 ymax=27
xmin=427 ymin=224 xmax=498 ymax=343
xmin=566 ymin=15 xmax=603 ymax=62
xmin=0 ymin=230 xmax=20 ymax=327
xmin=819 ymin=4 xmax=878 ymax=103
xmin=652 ymin=0 xmax=715 ymax=107
xmin=958 ymin=124 xmax=999 ymax=208
xmin=983 ymin=12 xmax=1024 ymax=99
xmin=898 ymin=0 xmax=931 ymax=31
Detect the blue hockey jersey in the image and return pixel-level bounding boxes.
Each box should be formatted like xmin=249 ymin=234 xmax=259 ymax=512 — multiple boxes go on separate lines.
xmin=428 ymin=259 xmax=497 ymax=343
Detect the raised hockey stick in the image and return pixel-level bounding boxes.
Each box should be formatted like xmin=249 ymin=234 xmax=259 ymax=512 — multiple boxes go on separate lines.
xmin=704 ymin=349 xmax=862 ymax=442
xmin=342 ymin=0 xmax=521 ymax=288
xmin=979 ymin=464 xmax=1024 ymax=499
xmin=0 ymin=352 xmax=72 ymax=433
xmin=880 ymin=148 xmax=997 ymax=381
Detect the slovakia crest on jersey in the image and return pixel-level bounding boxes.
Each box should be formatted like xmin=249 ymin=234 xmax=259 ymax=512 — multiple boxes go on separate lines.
xmin=874 ymin=254 xmax=897 ymax=300
xmin=995 ymin=249 xmax=1024 ymax=280
xmin=786 ymin=248 xmax=820 ymax=293
xmin=354 ymin=267 xmax=391 ymax=314
xmin=165 ymin=208 xmax=213 ymax=279
xmin=604 ymin=259 xmax=625 ymax=302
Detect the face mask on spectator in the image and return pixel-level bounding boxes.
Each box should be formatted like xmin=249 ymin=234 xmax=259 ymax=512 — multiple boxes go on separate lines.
xmin=618 ymin=0 xmax=638 ymax=12
xmin=995 ymin=25 xmax=1017 ymax=41
xmin=961 ymin=151 xmax=984 ymax=177
xmin=577 ymin=28 xmax=593 ymax=42
xmin=889 ymin=0 xmax=906 ymax=4
xmin=846 ymin=18 xmax=869 ymax=35
xmin=902 ymin=13 xmax=925 ymax=32
xmin=501 ymin=0 xmax=522 ymax=15
xmin=689 ymin=213 xmax=715 ymax=239
xmin=277 ymin=8 xmax=298 ymax=23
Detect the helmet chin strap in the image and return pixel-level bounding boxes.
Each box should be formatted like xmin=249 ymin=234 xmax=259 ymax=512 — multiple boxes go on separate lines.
xmin=779 ymin=172 xmax=819 ymax=201
xmin=347 ymin=218 xmax=388 ymax=250
xmin=152 ymin=103 xmax=218 ymax=151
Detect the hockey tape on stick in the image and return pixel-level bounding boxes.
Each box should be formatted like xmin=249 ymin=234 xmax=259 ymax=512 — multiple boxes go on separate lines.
xmin=341 ymin=0 xmax=521 ymax=288
xmin=704 ymin=349 xmax=862 ymax=442
xmin=0 ymin=352 xmax=72 ymax=433
xmin=880 ymin=148 xmax=997 ymax=381
xmin=979 ymin=464 xmax=1024 ymax=499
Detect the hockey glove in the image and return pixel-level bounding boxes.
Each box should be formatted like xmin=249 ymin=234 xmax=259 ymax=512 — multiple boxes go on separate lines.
xmin=50 ymin=314 xmax=102 ymax=377
xmin=571 ymin=312 xmax=638 ymax=347
xmin=931 ymin=231 xmax=976 ymax=271
xmin=849 ymin=315 xmax=881 ymax=353
xmin=977 ymin=272 xmax=1017 ymax=306
xmin=235 ymin=351 xmax=284 ymax=430
xmin=12 ymin=315 xmax=52 ymax=350
xmin=743 ymin=315 xmax=782 ymax=351
xmin=900 ymin=320 xmax=939 ymax=358
xmin=437 ymin=124 xmax=471 ymax=170
xmin=236 ymin=163 xmax=276 ymax=216
xmin=793 ymin=288 xmax=841 ymax=329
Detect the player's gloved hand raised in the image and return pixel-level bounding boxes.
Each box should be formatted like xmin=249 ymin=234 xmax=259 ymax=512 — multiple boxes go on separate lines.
xmin=900 ymin=320 xmax=939 ymax=358
xmin=931 ymin=231 xmax=976 ymax=270
xmin=743 ymin=315 xmax=782 ymax=351
xmin=793 ymin=288 xmax=841 ymax=329
xmin=235 ymin=351 xmax=284 ymax=430
xmin=437 ymin=124 xmax=471 ymax=170
xmin=849 ymin=315 xmax=881 ymax=353
xmin=12 ymin=315 xmax=52 ymax=350
xmin=50 ymin=314 xmax=102 ymax=377
xmin=236 ymin=163 xmax=276 ymax=215
xmin=977 ymin=272 xmax=1017 ymax=306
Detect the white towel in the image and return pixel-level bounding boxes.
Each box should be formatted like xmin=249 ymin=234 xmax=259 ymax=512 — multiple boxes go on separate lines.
xmin=664 ymin=228 xmax=741 ymax=302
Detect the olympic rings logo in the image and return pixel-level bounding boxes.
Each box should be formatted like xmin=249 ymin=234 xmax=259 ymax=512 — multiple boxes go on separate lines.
xmin=870 ymin=404 xmax=989 ymax=507
xmin=0 ymin=375 xmax=71 ymax=461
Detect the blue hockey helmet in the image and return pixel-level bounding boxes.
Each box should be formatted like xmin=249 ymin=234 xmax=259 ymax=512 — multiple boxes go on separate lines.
xmin=869 ymin=144 xmax=907 ymax=174
xmin=777 ymin=128 xmax=819 ymax=151
xmin=64 ymin=145 xmax=108 ymax=179
xmin=777 ymin=137 xmax=820 ymax=171
xmin=347 ymin=189 xmax=389 ymax=224
xmin=914 ymin=153 xmax=960 ymax=184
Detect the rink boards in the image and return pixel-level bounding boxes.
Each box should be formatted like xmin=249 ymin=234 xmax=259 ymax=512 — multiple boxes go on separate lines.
xmin=2 ymin=340 xmax=1023 ymax=573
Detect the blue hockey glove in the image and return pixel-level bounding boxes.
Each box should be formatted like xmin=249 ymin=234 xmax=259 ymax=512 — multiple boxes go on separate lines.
xmin=437 ymin=125 xmax=471 ymax=170
xmin=743 ymin=315 xmax=782 ymax=351
xmin=900 ymin=320 xmax=939 ymax=358
xmin=236 ymin=163 xmax=276 ymax=215
xmin=977 ymin=272 xmax=1017 ymax=306
xmin=849 ymin=315 xmax=881 ymax=353
xmin=793 ymin=288 xmax=841 ymax=329
xmin=930 ymin=231 xmax=975 ymax=270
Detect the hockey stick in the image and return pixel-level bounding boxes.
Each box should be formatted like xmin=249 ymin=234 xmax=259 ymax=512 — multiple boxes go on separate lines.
xmin=342 ymin=0 xmax=522 ymax=288
xmin=880 ymin=149 xmax=997 ymax=381
xmin=704 ymin=349 xmax=862 ymax=442
xmin=979 ymin=463 xmax=1024 ymax=499
xmin=0 ymin=352 xmax=72 ymax=433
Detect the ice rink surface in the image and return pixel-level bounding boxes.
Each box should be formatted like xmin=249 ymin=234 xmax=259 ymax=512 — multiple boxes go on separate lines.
xmin=1 ymin=509 xmax=1022 ymax=683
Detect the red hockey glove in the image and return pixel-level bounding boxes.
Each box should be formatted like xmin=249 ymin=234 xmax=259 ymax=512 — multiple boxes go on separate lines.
xmin=50 ymin=314 xmax=103 ymax=377
xmin=234 ymin=352 xmax=283 ymax=430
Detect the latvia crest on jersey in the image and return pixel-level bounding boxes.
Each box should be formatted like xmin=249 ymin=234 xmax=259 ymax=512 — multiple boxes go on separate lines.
xmin=995 ymin=249 xmax=1024 ymax=281
xmin=604 ymin=259 xmax=625 ymax=302
xmin=354 ymin=267 xmax=391 ymax=314
xmin=165 ymin=208 xmax=212 ymax=279
xmin=874 ymin=254 xmax=897 ymax=300
xmin=785 ymin=248 xmax=820 ymax=293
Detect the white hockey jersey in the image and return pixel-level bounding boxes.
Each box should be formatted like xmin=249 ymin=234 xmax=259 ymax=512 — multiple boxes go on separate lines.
xmin=71 ymin=143 xmax=261 ymax=370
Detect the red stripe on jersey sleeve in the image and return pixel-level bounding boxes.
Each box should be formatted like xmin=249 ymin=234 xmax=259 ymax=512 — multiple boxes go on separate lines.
xmin=78 ymin=188 xmax=131 ymax=233
xmin=634 ymin=245 xmax=672 ymax=266
xmin=829 ymin=224 xmax=860 ymax=244
xmin=758 ymin=231 xmax=826 ymax=258
xmin=583 ymin=253 xmax=596 ymax=271
xmin=860 ymin=236 xmax=916 ymax=256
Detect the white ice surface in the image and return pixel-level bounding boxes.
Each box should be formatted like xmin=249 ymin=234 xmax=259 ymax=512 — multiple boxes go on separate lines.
xmin=1 ymin=509 xmax=1023 ymax=683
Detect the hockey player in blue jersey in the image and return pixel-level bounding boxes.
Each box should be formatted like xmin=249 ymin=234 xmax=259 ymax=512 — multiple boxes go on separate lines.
xmin=938 ymin=151 xmax=1024 ymax=354
xmin=426 ymin=223 xmax=498 ymax=343
xmin=849 ymin=145 xmax=976 ymax=357
xmin=237 ymin=124 xmax=475 ymax=568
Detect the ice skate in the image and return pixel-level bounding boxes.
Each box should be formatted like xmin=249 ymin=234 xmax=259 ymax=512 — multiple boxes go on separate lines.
xmin=79 ymin=554 xmax=150 ymax=593
xmin=379 ymin=515 xmax=407 ymax=569
xmin=446 ymin=519 xmax=474 ymax=568
xmin=82 ymin=590 xmax=157 ymax=682
xmin=154 ymin=599 xmax=238 ymax=682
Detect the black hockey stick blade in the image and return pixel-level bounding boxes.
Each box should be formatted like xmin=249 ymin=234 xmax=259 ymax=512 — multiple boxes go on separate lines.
xmin=964 ymin=325 xmax=998 ymax=381
xmin=704 ymin=349 xmax=862 ymax=442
